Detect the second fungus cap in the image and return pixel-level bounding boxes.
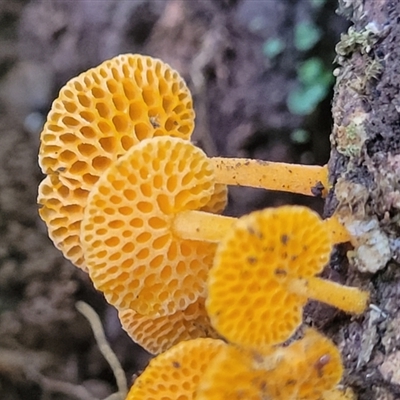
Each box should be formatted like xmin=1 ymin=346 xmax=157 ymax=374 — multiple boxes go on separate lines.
xmin=206 ymin=205 xmax=332 ymax=348
xmin=81 ymin=136 xmax=217 ymax=316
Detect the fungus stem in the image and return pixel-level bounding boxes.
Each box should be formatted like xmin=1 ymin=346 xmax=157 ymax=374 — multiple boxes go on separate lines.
xmin=171 ymin=210 xmax=235 ymax=242
xmin=288 ymin=277 xmax=369 ymax=314
xmin=172 ymin=210 xmax=351 ymax=245
xmin=211 ymin=157 xmax=328 ymax=197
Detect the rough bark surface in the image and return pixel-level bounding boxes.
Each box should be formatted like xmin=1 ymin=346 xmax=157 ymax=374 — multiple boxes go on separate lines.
xmin=328 ymin=1 xmax=400 ymax=398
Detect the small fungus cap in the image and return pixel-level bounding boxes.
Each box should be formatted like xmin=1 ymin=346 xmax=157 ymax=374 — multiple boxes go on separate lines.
xmin=263 ymin=328 xmax=344 ymax=399
xmin=119 ymin=296 xmax=219 ymax=355
xmin=207 ymin=205 xmax=331 ymax=348
xmin=196 ymin=328 xmax=344 ymax=400
xmin=82 ymin=136 xmax=217 ymax=316
xmin=125 ymin=338 xmax=226 ymax=400
xmin=38 ymin=54 xmax=195 ymax=268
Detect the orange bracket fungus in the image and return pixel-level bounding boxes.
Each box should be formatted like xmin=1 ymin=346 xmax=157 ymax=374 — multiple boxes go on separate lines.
xmin=119 ymin=296 xmax=219 ymax=355
xmin=206 ymin=205 xmax=369 ymax=349
xmin=196 ymin=328 xmax=349 ymax=400
xmin=125 ymin=338 xmax=226 ymax=400
xmin=38 ymin=53 xmax=196 ymax=269
xmin=81 ymin=137 xmax=352 ymax=316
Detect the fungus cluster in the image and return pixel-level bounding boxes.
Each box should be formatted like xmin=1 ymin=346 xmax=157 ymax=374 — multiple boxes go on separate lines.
xmin=37 ymin=54 xmax=338 ymax=271
xmin=124 ymin=206 xmax=365 ymax=399
xmin=37 ymin=53 xmax=369 ymax=397
xmin=38 ymin=54 xmax=227 ymax=354
xmin=38 ymin=53 xmax=196 ymax=269
xmin=80 ymin=136 xmax=354 ymax=321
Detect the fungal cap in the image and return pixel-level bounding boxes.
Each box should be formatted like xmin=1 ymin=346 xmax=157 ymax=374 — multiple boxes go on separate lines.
xmin=125 ymin=338 xmax=226 ymax=400
xmin=38 ymin=54 xmax=195 ymax=269
xmin=207 ymin=205 xmax=332 ymax=348
xmin=196 ymin=328 xmax=345 ymax=400
xmin=81 ymin=136 xmax=217 ymax=316
xmin=39 ymin=53 xmax=195 ymax=179
xmin=119 ymin=296 xmax=219 ymax=355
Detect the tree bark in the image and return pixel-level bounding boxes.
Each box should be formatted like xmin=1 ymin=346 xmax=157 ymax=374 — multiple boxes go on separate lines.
xmin=328 ymin=1 xmax=400 ymax=398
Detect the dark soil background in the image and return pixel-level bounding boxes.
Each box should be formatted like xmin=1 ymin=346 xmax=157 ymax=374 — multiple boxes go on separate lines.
xmin=0 ymin=1 xmax=348 ymax=399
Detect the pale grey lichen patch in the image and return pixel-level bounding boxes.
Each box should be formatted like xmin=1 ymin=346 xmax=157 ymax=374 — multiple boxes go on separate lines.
xmin=335 ymin=178 xmax=391 ymax=273
xmin=348 ymin=222 xmax=391 ymax=273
